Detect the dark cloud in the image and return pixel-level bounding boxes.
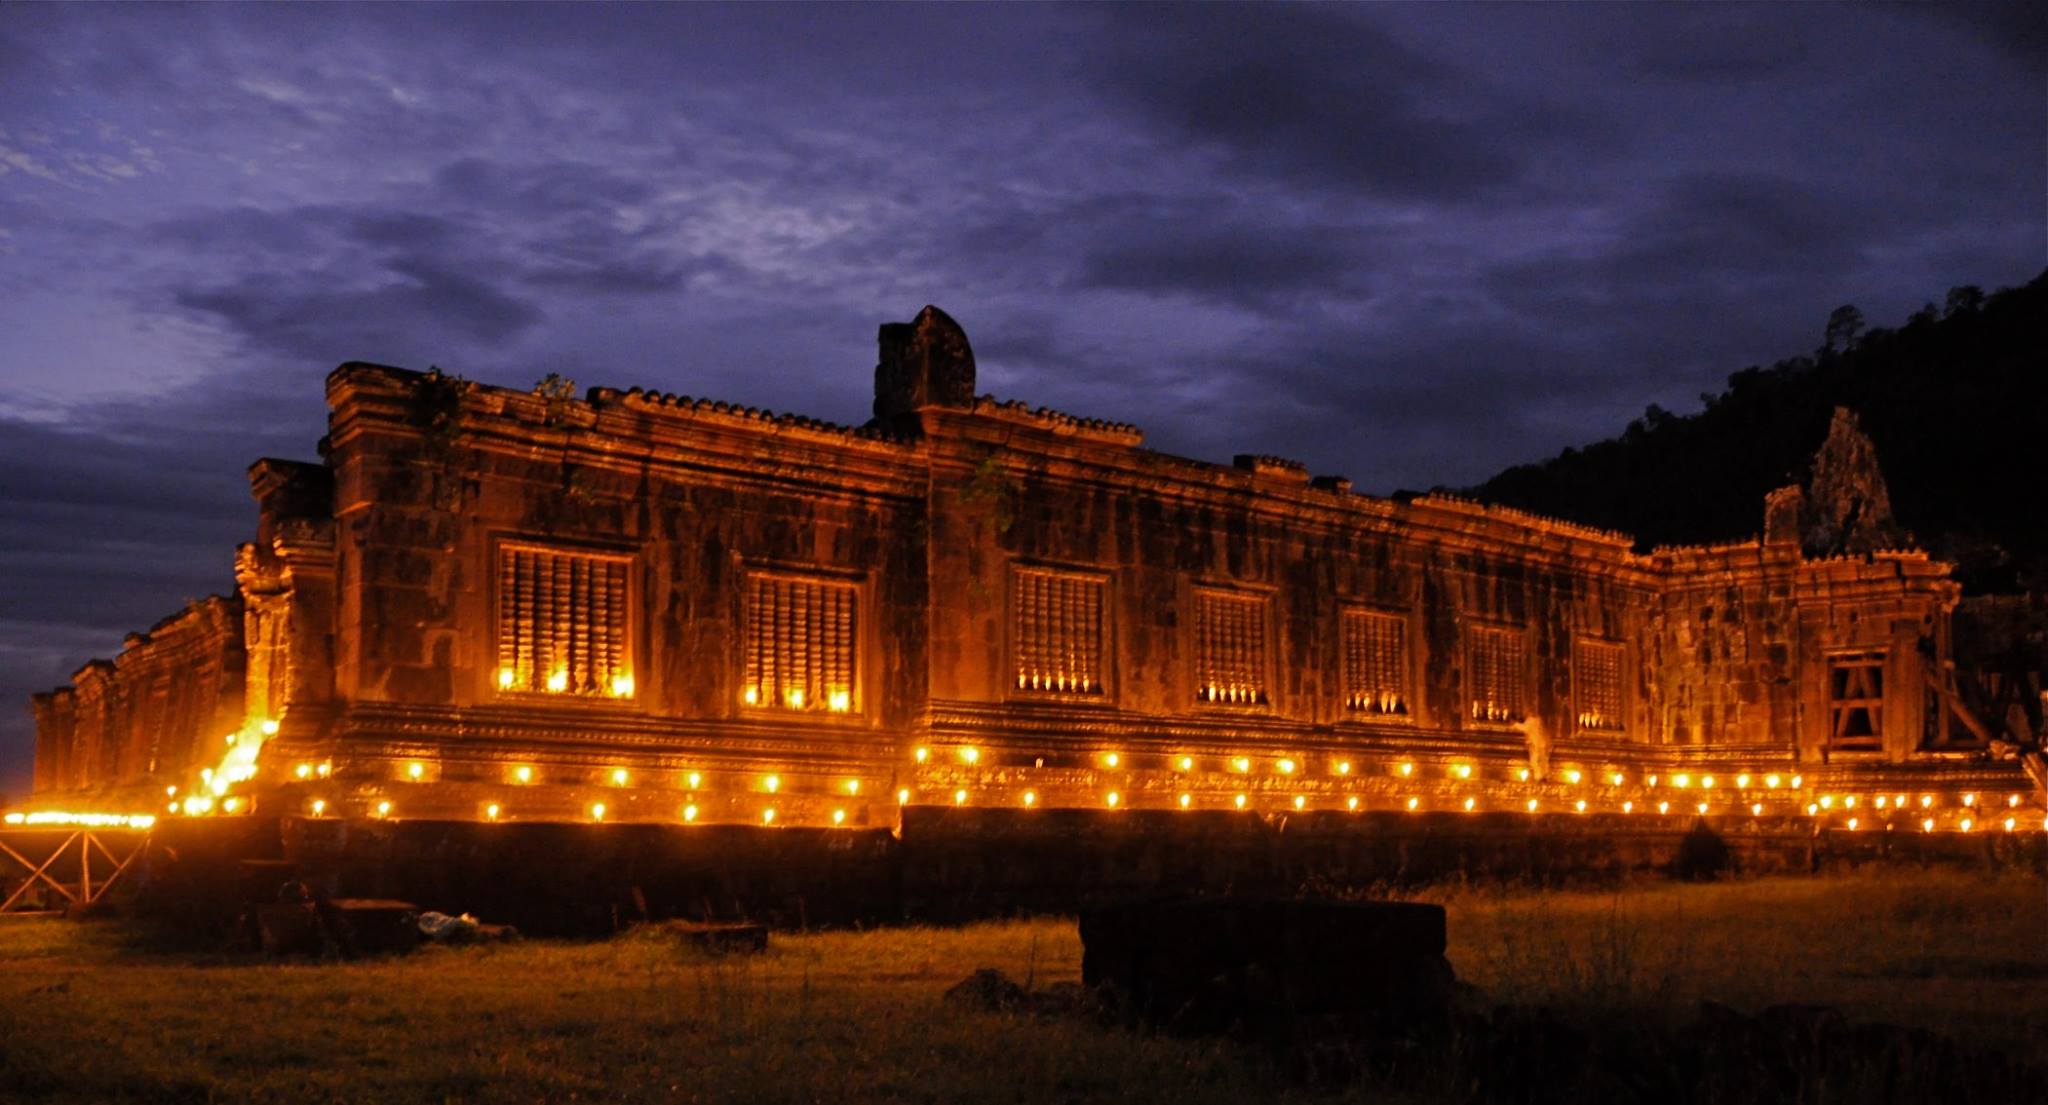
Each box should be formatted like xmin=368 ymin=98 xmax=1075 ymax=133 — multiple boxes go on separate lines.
xmin=1073 ymin=213 xmax=1370 ymax=310
xmin=1914 ymin=0 xmax=2048 ymax=74
xmin=176 ymin=255 xmax=544 ymax=362
xmin=1089 ymin=5 xmax=1604 ymax=202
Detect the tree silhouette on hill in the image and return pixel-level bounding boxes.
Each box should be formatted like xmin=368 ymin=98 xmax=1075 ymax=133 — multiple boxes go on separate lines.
xmin=1471 ymin=269 xmax=2048 ymax=594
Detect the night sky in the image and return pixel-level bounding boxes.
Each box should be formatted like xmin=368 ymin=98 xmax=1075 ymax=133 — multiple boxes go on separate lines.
xmin=0 ymin=3 xmax=2041 ymax=798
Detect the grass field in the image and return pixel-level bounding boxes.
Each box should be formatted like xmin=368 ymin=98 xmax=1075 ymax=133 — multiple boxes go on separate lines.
xmin=0 ymin=871 xmax=2042 ymax=1103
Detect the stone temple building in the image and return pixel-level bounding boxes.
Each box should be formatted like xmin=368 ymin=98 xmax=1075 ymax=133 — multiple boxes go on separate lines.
xmin=24 ymin=308 xmax=2043 ymax=837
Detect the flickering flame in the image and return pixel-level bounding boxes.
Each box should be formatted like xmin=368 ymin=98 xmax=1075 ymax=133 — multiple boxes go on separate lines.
xmin=1789 ymin=775 xmax=1802 ymax=789
xmin=687 ymin=771 xmax=703 ymax=789
xmin=1178 ymin=793 xmax=1192 ymax=809
xmin=1844 ymin=795 xmax=1858 ymax=808
xmin=182 ymin=795 xmax=213 ymax=816
xmin=1022 ymin=790 xmax=1036 ymax=807
xmin=1464 ymin=797 xmax=1477 ymax=812
xmin=1176 ymin=756 xmax=1194 ymax=771
xmin=1920 ymin=795 xmax=1933 ymax=808
xmin=1232 ymin=756 xmax=1251 ymax=773
xmin=1452 ymin=764 xmax=1473 ymax=780
xmin=547 ymin=670 xmax=569 ymax=693
xmin=1736 ymin=774 xmax=1750 ymax=788
xmin=1673 ymin=773 xmax=1691 ymax=789
xmin=913 ymin=746 xmax=929 ymax=763
xmin=1819 ymin=795 xmax=1834 ymax=809
xmin=1106 ymin=792 xmax=1120 ymax=808
xmin=1293 ymin=795 xmax=1306 ymax=810
xmin=498 ymin=667 xmax=517 ymax=690
xmin=1622 ymin=801 xmax=1634 ymax=814
xmin=1102 ymin=752 xmax=1121 ymax=768
xmin=1564 ymin=769 xmax=1582 ymax=785
xmin=1701 ymin=776 xmax=1715 ymax=789
xmin=897 ymin=788 xmax=911 ymax=804
xmin=514 ymin=765 xmax=534 ymax=784
xmin=1960 ymin=817 xmax=1973 ymax=832
xmin=1752 ymin=803 xmax=1763 ymax=816
xmin=1962 ymin=792 xmax=1976 ymax=807
xmin=486 ymin=803 xmax=501 ymax=821
xmin=198 ymin=718 xmax=274 ymax=800
xmin=1847 ymin=817 xmax=1858 ymax=830
xmin=785 ymin=688 xmax=805 ymax=709
xmin=763 ymin=774 xmax=780 ymax=793
xmin=1696 ymin=802 xmax=1709 ymax=815
xmin=611 ymin=768 xmax=630 ymax=786
xmin=1658 ymin=801 xmax=1670 ymax=815
xmin=222 ymin=797 xmax=241 ymax=814
xmin=1338 ymin=761 xmax=1354 ymax=776
xmin=1574 ymin=799 xmax=1586 ymax=813
xmin=743 ymin=686 xmax=760 ymax=706
xmin=1921 ymin=817 xmax=1934 ymax=833
xmin=1875 ymin=795 xmax=1889 ymax=809
xmin=1610 ymin=772 xmax=1626 ymax=786
xmin=953 ymin=788 xmax=968 ymax=806
xmin=309 ymin=799 xmax=327 ymax=817
xmin=1276 ymin=758 xmax=1296 ymax=775
xmin=590 ymin=803 xmax=606 ymax=821
xmin=682 ymin=804 xmax=697 ymax=822
xmin=317 ymin=761 xmax=331 ymax=778
xmin=832 ymin=809 xmax=846 ymax=825
xmin=610 ymin=673 xmax=635 ymax=697
xmin=407 ymin=761 xmax=425 ymax=780
xmin=1398 ymin=762 xmax=1414 ymax=777
xmin=827 ymin=689 xmax=850 ymax=712
xmin=762 ymin=808 xmax=776 ymax=824
xmin=1346 ymin=796 xmax=1360 ymax=811
xmin=844 ymin=779 xmax=860 ymax=795
xmin=1525 ymin=798 xmax=1539 ymax=813
xmin=294 ymin=763 xmax=311 ymax=780
xmin=374 ymin=801 xmax=391 ymax=819
xmin=1408 ymin=797 xmax=1422 ymax=812
xmin=1517 ymin=768 xmax=1531 ymax=782
xmin=1234 ymin=793 xmax=1247 ymax=809
xmin=958 ymin=746 xmax=979 ymax=765
xmin=1765 ymin=774 xmax=1781 ymax=789
xmin=2003 ymin=817 xmax=2016 ymax=832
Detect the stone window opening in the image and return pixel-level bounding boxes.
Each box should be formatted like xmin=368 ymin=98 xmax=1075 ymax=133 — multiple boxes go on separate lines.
xmin=1828 ymin=651 xmax=1885 ymax=751
xmin=1468 ymin=624 xmax=1528 ymax=724
xmin=1012 ymin=565 xmax=1107 ymax=696
xmin=1343 ymin=610 xmax=1409 ymax=717
xmin=1574 ymin=638 xmax=1626 ymax=734
xmin=742 ymin=572 xmax=859 ymax=714
xmin=495 ymin=543 xmax=635 ymax=698
xmin=1194 ymin=589 xmax=1269 ymax=706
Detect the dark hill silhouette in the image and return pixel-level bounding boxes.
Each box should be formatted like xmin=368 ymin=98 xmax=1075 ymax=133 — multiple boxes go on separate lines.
xmin=1471 ymin=269 xmax=2048 ymax=594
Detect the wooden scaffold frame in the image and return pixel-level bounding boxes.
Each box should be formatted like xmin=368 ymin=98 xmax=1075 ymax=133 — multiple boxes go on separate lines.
xmin=0 ymin=828 xmax=148 ymax=915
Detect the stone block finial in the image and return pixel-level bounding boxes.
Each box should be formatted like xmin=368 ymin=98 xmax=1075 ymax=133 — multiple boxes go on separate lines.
xmin=875 ymin=305 xmax=976 ymax=426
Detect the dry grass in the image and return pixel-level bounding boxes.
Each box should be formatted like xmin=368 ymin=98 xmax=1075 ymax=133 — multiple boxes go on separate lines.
xmin=0 ymin=871 xmax=2041 ymax=1103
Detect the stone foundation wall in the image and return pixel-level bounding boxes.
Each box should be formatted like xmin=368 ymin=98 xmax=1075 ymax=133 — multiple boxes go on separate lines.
xmin=126 ymin=810 xmax=2044 ymax=938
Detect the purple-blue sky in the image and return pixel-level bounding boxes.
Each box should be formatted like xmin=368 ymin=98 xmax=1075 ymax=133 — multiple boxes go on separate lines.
xmin=1 ymin=2 xmax=2041 ymax=798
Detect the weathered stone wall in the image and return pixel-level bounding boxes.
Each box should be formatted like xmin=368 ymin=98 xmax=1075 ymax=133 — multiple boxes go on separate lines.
xmin=25 ymin=309 xmax=2018 ymax=831
xmin=289 ymin=364 xmax=931 ymax=818
xmin=29 ymin=597 xmax=245 ymax=805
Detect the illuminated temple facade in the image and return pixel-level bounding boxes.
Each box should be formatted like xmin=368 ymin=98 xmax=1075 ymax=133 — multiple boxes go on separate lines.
xmin=27 ymin=308 xmax=2040 ymax=831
